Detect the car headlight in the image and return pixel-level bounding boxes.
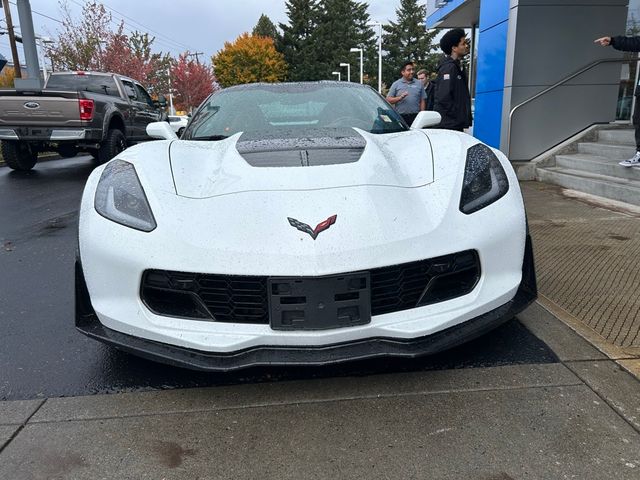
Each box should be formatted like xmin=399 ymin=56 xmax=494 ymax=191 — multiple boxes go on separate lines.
xmin=94 ymin=160 xmax=157 ymax=232
xmin=459 ymin=143 xmax=509 ymax=214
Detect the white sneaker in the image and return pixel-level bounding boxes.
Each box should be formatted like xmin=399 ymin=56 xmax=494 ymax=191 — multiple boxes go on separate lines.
xmin=619 ymin=151 xmax=640 ymax=167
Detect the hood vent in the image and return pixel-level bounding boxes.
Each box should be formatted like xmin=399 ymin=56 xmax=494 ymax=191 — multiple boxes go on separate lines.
xmin=235 ymin=128 xmax=366 ymax=167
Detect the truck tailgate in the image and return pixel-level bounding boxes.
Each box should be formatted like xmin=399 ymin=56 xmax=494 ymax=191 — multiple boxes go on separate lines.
xmin=0 ymin=90 xmax=83 ymax=127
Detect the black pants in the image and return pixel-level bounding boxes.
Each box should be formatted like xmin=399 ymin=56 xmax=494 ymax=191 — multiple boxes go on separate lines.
xmin=634 ymin=95 xmax=640 ymax=151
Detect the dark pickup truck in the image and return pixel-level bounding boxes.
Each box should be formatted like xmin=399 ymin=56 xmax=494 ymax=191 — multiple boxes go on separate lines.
xmin=0 ymin=71 xmax=166 ymax=171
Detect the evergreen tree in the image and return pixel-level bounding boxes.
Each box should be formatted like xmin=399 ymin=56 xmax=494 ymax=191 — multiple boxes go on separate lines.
xmin=278 ymin=0 xmax=320 ymax=81
xmin=310 ymin=0 xmax=376 ymax=84
xmin=382 ymin=0 xmax=438 ymax=90
xmin=252 ymin=14 xmax=279 ymax=40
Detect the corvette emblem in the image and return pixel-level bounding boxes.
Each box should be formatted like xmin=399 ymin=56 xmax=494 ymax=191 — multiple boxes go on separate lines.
xmin=287 ymin=215 xmax=337 ymax=240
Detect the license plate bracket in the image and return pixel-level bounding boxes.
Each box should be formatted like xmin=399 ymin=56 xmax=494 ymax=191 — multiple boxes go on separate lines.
xmin=268 ymin=272 xmax=371 ymax=331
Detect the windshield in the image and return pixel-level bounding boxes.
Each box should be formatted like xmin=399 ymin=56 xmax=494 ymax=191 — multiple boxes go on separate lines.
xmin=183 ymin=83 xmax=408 ymax=140
xmin=45 ymin=74 xmax=120 ymax=97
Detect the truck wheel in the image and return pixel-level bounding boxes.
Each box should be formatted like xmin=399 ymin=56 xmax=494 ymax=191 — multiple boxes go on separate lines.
xmin=97 ymin=129 xmax=126 ymax=164
xmin=1 ymin=141 xmax=38 ymax=171
xmin=58 ymin=144 xmax=78 ymax=158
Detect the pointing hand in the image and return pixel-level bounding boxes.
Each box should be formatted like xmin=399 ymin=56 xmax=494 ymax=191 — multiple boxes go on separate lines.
xmin=594 ymin=37 xmax=612 ymax=47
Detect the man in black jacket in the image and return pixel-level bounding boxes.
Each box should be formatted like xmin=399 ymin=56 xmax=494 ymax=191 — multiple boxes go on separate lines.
xmin=417 ymin=69 xmax=436 ymax=111
xmin=434 ymin=28 xmax=472 ymax=131
xmin=596 ymin=35 xmax=640 ymax=167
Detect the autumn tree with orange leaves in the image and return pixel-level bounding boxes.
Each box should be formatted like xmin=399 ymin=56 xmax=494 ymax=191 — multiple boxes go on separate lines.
xmin=212 ymin=33 xmax=287 ymax=87
xmin=0 ymin=68 xmax=16 ymax=88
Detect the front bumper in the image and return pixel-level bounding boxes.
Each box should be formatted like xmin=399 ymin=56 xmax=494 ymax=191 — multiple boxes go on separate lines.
xmin=75 ymin=235 xmax=537 ymax=372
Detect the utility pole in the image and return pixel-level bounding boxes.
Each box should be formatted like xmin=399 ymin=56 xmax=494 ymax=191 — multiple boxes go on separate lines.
xmin=1 ymin=0 xmax=22 ymax=78
xmin=167 ymin=67 xmax=175 ymax=115
xmin=14 ymin=0 xmax=41 ymax=90
xmin=187 ymin=51 xmax=204 ymax=64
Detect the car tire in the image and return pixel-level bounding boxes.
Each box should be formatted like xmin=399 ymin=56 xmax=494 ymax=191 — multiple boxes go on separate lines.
xmin=97 ymin=129 xmax=127 ymax=164
xmin=1 ymin=141 xmax=38 ymax=171
xmin=177 ymin=127 xmax=185 ymax=138
xmin=58 ymin=144 xmax=78 ymax=158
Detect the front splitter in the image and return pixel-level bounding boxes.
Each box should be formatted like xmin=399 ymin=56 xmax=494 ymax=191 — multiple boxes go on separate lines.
xmin=75 ymin=236 xmax=537 ymax=372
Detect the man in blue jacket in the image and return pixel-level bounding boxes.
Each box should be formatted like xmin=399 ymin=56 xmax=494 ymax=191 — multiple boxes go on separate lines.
xmin=596 ymin=35 xmax=640 ymax=167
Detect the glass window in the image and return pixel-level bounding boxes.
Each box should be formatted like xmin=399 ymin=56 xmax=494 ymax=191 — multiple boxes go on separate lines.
xmin=184 ymin=83 xmax=407 ymax=140
xmin=46 ymin=74 xmax=120 ymax=97
xmin=121 ymin=80 xmax=137 ymax=100
xmin=134 ymin=83 xmax=155 ymax=108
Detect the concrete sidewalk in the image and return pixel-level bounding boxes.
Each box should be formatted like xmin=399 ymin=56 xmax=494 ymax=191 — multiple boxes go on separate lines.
xmin=522 ymin=181 xmax=640 ymax=377
xmin=1 ymin=180 xmax=640 ymax=479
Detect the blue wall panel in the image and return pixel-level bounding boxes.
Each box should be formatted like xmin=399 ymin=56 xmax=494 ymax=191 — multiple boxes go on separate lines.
xmin=473 ymin=90 xmax=504 ymax=147
xmin=479 ymin=0 xmax=510 ymax=31
xmin=473 ymin=1 xmax=510 ymax=148
xmin=475 ymin=21 xmax=508 ymax=95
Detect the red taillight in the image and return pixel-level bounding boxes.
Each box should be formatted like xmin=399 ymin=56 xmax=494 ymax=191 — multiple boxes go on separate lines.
xmin=79 ymin=99 xmax=94 ymax=121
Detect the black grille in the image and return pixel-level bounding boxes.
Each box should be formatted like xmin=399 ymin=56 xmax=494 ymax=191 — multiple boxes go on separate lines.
xmin=141 ymin=250 xmax=480 ymax=324
xmin=142 ymin=271 xmax=268 ymax=323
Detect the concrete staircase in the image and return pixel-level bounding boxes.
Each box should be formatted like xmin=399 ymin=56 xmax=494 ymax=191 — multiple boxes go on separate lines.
xmin=536 ymin=128 xmax=640 ymax=207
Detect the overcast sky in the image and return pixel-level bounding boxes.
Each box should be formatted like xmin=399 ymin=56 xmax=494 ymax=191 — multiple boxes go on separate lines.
xmin=0 ymin=0 xmax=429 ymax=67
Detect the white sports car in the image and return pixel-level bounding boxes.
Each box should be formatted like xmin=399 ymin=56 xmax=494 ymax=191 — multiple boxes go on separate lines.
xmin=76 ymin=82 xmax=536 ymax=371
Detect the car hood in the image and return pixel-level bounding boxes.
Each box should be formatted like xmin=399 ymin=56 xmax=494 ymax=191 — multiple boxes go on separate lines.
xmin=168 ymin=128 xmax=434 ymax=199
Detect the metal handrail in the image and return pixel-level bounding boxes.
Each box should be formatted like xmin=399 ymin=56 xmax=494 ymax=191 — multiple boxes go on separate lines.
xmin=506 ymin=57 xmax=635 ymax=158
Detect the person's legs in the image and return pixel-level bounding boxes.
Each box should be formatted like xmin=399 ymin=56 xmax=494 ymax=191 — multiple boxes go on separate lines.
xmin=635 ymin=101 xmax=640 ymax=150
xmin=620 ymin=96 xmax=640 ymax=167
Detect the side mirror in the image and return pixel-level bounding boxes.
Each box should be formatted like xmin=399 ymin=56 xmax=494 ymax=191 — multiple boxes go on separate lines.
xmin=410 ymin=111 xmax=441 ymax=129
xmin=146 ymin=121 xmax=178 ymax=140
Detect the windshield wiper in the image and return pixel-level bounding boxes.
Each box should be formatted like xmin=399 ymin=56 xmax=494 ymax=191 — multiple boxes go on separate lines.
xmin=190 ymin=135 xmax=229 ymax=141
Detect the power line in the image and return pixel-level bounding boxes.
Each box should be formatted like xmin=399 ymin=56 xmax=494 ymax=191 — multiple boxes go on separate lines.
xmin=99 ymin=0 xmax=193 ymax=51
xmin=186 ymin=51 xmax=204 ymax=64
xmin=68 ymin=0 xmax=194 ymax=52
xmin=8 ymin=1 xmax=63 ymax=24
xmin=106 ymin=18 xmax=190 ymax=54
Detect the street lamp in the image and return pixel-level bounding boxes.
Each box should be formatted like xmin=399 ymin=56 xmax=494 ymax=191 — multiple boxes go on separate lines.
xmin=350 ymin=47 xmax=363 ymax=84
xmin=367 ymin=21 xmax=383 ymax=93
xmin=339 ymin=62 xmax=350 ymax=82
xmin=331 ymin=71 xmax=341 ymax=81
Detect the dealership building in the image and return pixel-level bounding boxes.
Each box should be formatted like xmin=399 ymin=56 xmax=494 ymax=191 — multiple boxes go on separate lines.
xmin=426 ymin=0 xmax=636 ymax=164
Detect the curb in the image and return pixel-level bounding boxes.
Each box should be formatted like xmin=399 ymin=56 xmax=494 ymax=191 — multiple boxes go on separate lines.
xmin=537 ymin=294 xmax=640 ymax=380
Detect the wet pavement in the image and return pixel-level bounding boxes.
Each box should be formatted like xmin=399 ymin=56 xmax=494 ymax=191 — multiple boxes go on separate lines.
xmin=522 ymin=181 xmax=640 ymax=378
xmin=0 ymin=157 xmax=557 ymax=401
xmin=2 ymin=158 xmax=640 ymax=480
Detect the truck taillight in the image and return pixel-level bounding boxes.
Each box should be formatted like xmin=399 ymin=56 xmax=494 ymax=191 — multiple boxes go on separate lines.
xmin=79 ymin=99 xmax=94 ymax=121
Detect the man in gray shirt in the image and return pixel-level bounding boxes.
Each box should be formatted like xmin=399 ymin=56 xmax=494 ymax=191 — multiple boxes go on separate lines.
xmin=386 ymin=61 xmax=426 ymax=125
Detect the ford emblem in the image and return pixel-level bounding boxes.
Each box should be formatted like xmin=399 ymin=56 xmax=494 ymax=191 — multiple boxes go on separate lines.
xmin=24 ymin=102 xmax=40 ymax=109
